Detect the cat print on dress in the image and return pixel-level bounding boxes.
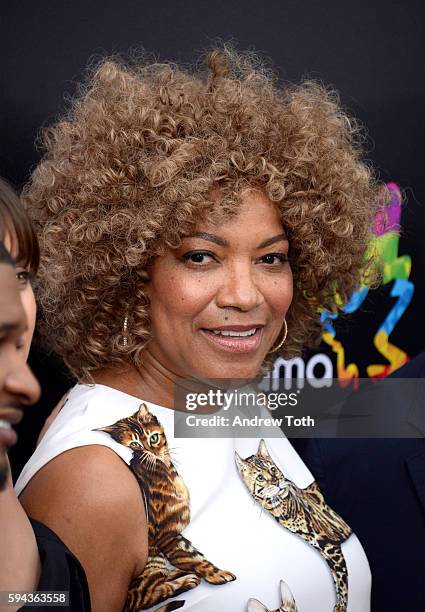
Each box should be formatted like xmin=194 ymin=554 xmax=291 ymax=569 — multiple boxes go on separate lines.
xmin=96 ymin=403 xmax=235 ymax=610
xmin=235 ymin=440 xmax=352 ymax=612
xmin=248 ymin=579 xmax=298 ymax=612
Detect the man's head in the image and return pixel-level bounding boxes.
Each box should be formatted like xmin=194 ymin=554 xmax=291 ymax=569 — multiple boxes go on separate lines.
xmin=0 ymin=242 xmax=40 ymax=489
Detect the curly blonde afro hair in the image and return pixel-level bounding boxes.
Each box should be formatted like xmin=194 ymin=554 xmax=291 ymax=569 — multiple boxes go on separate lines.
xmin=24 ymin=46 xmax=380 ymax=381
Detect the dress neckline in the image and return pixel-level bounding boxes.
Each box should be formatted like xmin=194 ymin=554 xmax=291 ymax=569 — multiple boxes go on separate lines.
xmin=75 ymin=381 xmax=173 ymax=413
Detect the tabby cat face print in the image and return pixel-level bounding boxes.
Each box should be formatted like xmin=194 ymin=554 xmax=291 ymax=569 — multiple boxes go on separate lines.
xmin=95 ymin=402 xmax=171 ymax=467
xmin=235 ymin=443 xmax=289 ymax=503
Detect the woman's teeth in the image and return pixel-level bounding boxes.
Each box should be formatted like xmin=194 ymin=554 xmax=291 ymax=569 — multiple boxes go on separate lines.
xmin=210 ymin=328 xmax=257 ymax=337
xmin=201 ymin=326 xmax=262 ymax=353
xmin=0 ymin=419 xmax=12 ymax=430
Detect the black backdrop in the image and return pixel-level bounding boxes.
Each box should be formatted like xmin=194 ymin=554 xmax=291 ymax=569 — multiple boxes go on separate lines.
xmin=2 ymin=0 xmax=424 ymax=478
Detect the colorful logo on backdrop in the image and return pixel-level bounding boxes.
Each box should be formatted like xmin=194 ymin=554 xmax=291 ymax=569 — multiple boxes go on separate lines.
xmin=270 ymin=183 xmax=415 ymax=388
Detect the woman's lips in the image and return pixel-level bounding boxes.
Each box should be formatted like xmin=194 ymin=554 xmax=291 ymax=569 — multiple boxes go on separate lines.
xmin=200 ymin=327 xmax=263 ymax=353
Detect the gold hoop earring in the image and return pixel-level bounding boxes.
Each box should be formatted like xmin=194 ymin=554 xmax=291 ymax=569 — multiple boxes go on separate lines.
xmin=268 ymin=319 xmax=288 ymax=354
xmin=122 ymin=314 xmax=129 ymax=347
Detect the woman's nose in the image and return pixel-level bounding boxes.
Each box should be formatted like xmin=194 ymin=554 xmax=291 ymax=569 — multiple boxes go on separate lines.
xmin=215 ymin=261 xmax=264 ymax=312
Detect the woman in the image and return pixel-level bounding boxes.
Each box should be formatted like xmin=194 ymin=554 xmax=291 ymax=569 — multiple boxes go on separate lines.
xmin=16 ymin=48 xmax=379 ymax=611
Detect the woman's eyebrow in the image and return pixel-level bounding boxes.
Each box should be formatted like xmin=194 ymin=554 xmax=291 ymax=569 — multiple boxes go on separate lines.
xmin=185 ymin=232 xmax=288 ymax=248
xmin=258 ymin=233 xmax=288 ymax=248
xmin=186 ymin=232 xmax=228 ymax=247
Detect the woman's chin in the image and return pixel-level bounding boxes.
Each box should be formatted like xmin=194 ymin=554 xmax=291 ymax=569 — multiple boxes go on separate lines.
xmin=192 ymin=363 xmax=263 ymax=383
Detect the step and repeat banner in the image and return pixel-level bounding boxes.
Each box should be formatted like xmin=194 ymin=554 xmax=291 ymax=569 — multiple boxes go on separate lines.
xmin=2 ymin=1 xmax=423 ymax=476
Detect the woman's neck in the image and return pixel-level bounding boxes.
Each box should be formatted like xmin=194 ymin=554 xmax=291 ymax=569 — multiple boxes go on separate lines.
xmin=92 ymin=352 xmax=178 ymax=410
xmin=92 ymin=351 xmax=252 ymax=414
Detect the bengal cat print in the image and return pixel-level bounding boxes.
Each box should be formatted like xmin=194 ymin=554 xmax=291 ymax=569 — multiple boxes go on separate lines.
xmin=247 ymin=579 xmax=298 ymax=612
xmin=96 ymin=403 xmax=235 ymax=610
xmin=235 ymin=440 xmax=352 ymax=612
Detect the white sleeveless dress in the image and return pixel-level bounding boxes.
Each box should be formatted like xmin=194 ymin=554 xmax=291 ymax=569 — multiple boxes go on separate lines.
xmin=15 ymin=383 xmax=371 ymax=611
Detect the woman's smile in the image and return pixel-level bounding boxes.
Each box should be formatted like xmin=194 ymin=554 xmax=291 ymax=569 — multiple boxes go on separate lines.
xmin=199 ymin=325 xmax=264 ymax=353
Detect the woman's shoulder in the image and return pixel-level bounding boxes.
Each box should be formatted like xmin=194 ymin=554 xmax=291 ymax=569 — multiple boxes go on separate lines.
xmin=14 ymin=383 xmax=141 ymax=496
xmin=20 ymin=443 xmax=148 ymax=612
xmin=18 ymin=437 xmax=145 ymax=524
xmin=20 ymin=443 xmax=143 ymax=512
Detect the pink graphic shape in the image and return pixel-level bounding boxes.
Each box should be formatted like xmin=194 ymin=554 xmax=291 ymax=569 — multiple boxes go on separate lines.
xmin=373 ymin=182 xmax=402 ymax=236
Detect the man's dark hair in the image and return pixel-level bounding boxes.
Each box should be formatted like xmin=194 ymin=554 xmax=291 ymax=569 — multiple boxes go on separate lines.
xmin=0 ymin=177 xmax=39 ymax=273
xmin=0 ymin=241 xmax=14 ymax=266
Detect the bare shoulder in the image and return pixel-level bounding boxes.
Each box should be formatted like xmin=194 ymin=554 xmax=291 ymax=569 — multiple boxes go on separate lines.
xmin=20 ymin=445 xmax=148 ymax=612
xmin=19 ymin=445 xmax=146 ymax=531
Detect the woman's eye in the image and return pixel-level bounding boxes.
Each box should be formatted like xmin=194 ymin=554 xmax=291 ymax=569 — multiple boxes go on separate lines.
xmin=15 ymin=269 xmax=32 ymax=287
xmin=259 ymin=253 xmax=289 ymax=266
xmin=182 ymin=251 xmax=216 ymax=265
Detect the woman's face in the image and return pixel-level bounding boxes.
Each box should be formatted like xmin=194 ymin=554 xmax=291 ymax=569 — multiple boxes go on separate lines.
xmin=144 ymin=189 xmax=293 ymax=380
xmin=4 ymin=232 xmax=37 ymax=361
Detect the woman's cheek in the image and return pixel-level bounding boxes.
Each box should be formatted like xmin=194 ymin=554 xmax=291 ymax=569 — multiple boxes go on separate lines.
xmin=156 ymin=267 xmax=216 ymax=318
xmin=263 ymin=270 xmax=293 ymax=316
